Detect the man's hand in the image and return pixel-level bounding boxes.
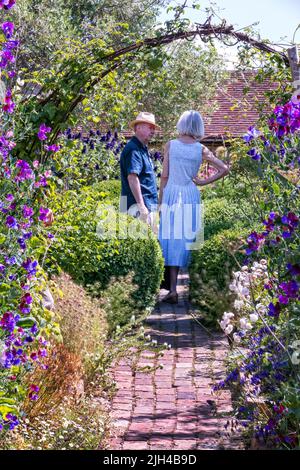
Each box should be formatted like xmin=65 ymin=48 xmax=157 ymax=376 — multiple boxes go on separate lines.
xmin=43 ymin=209 xmax=54 ymax=227
xmin=138 ymin=204 xmax=149 ymax=223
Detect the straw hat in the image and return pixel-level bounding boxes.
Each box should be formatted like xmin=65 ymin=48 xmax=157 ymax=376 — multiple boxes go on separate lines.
xmin=129 ymin=112 xmax=160 ymax=129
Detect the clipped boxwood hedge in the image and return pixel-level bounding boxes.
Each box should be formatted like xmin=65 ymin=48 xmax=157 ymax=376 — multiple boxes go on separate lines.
xmin=189 ymin=225 xmax=258 ymax=326
xmin=91 ymin=180 xmax=121 ymax=209
xmin=203 ymin=197 xmax=256 ymax=239
xmin=48 ymin=183 xmax=164 ymax=318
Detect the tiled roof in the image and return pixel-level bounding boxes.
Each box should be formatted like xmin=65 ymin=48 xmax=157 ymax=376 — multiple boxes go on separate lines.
xmin=202 ymin=70 xmax=276 ymax=141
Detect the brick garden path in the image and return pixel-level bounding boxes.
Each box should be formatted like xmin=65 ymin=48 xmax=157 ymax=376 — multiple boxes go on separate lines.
xmin=106 ymin=270 xmax=242 ymax=450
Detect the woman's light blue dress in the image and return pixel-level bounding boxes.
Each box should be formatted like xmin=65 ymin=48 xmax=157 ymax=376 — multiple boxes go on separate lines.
xmin=158 ymin=139 xmax=202 ymax=267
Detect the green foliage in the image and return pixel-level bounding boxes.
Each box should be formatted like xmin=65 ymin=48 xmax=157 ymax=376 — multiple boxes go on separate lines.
xmin=140 ymin=42 xmax=227 ymax=137
xmin=47 ymin=183 xmax=164 ymax=318
xmin=52 ymin=134 xmax=124 ymax=190
xmin=189 ymin=225 xmax=257 ymax=325
xmin=91 ymin=180 xmax=121 ymax=209
xmin=203 ymin=196 xmax=256 ymax=239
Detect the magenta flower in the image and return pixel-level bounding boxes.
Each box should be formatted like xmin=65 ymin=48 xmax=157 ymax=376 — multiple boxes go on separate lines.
xmin=34 ymin=176 xmax=48 ymax=187
xmin=0 ymin=1 xmax=16 ymax=10
xmin=37 ymin=124 xmax=51 ymax=141
xmin=2 ymin=89 xmax=15 ymax=113
xmin=22 ymin=205 xmax=34 ymax=218
xmin=15 ymin=160 xmax=34 ymax=181
xmin=44 ymin=144 xmax=60 ymax=152
xmin=246 ymin=231 xmax=265 ymax=254
xmin=0 ymin=312 xmax=18 ymax=333
xmin=39 ymin=207 xmax=49 ymax=221
xmin=0 ymin=49 xmax=15 ymax=68
xmin=22 ymin=293 xmax=33 ymax=304
xmin=1 ymin=21 xmax=14 ymax=39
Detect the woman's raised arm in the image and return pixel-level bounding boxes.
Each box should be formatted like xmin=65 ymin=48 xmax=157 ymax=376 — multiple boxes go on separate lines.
xmin=193 ymin=145 xmax=229 ymax=186
xmin=158 ymin=141 xmax=170 ymax=205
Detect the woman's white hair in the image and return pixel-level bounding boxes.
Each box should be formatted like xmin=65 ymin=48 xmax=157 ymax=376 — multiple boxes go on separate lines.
xmin=176 ymin=110 xmax=204 ymax=139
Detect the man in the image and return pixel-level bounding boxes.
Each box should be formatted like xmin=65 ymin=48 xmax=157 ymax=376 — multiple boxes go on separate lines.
xmin=120 ymin=112 xmax=160 ymax=226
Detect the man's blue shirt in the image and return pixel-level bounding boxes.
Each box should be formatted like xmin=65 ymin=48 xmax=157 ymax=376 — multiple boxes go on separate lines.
xmin=120 ymin=136 xmax=158 ymax=211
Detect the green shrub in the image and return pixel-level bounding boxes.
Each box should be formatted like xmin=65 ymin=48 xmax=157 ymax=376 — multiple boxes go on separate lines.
xmin=203 ymin=197 xmax=256 ymax=239
xmin=91 ymin=179 xmax=121 ymax=209
xmin=189 ymin=225 xmax=258 ymax=326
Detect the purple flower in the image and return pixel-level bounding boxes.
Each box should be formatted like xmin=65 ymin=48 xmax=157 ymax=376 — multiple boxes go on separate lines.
xmin=247 ymin=148 xmax=261 ymax=160
xmin=268 ymin=302 xmax=281 ymax=318
xmin=22 ymin=258 xmax=38 ymax=276
xmin=6 ymin=215 xmax=18 ymax=229
xmin=17 ymin=237 xmax=26 ymax=250
xmin=44 ymin=144 xmax=60 ymax=152
xmin=0 ymin=1 xmax=16 ymax=10
xmin=23 ymin=231 xmax=33 ymax=240
xmin=0 ymin=312 xmax=17 ymax=332
xmin=22 ymin=205 xmax=34 ymax=218
xmin=15 ymin=160 xmax=34 ymax=181
xmin=5 ymin=193 xmax=14 ymax=201
xmin=37 ymin=123 xmax=51 ymax=141
xmin=278 ymin=280 xmax=299 ymax=301
xmin=278 ymin=295 xmax=289 ymax=304
xmin=39 ymin=207 xmax=49 ymax=221
xmin=5 ymin=39 xmax=19 ymax=49
xmin=5 ymin=256 xmax=17 ymax=265
xmin=30 ymin=324 xmax=39 ymax=334
xmin=4 ymin=413 xmax=19 ymax=431
xmin=246 ymin=231 xmax=265 ymax=254
xmin=287 ymin=263 xmax=300 ymax=276
xmin=1 ymin=21 xmax=14 ymax=38
xmin=243 ymin=126 xmax=261 ymax=143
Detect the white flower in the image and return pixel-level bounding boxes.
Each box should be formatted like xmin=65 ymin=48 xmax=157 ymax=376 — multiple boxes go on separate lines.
xmin=220 ymin=320 xmax=228 ymax=330
xmin=241 ymin=287 xmax=250 ymax=296
xmin=223 ymin=311 xmax=235 ymax=320
xmin=229 ymin=282 xmax=237 ymax=291
xmin=291 ymin=340 xmax=300 ymax=350
xmin=256 ymin=303 xmax=267 ymax=314
xmin=249 ymin=313 xmax=259 ymax=323
xmin=225 ymin=324 xmax=233 ymax=335
xmin=234 ymin=300 xmax=244 ymax=311
xmin=240 ymin=317 xmax=252 ymax=330
xmin=241 ymin=266 xmax=249 ymax=272
xmin=233 ymin=333 xmax=241 ymax=344
xmin=291 ymin=351 xmax=300 ymax=365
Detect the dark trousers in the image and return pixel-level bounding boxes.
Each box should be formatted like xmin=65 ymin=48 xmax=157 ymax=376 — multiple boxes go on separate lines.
xmin=160 ymin=265 xmax=171 ymax=290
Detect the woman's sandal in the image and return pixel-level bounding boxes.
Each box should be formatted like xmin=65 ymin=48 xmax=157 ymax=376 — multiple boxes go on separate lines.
xmin=161 ymin=292 xmax=178 ymax=304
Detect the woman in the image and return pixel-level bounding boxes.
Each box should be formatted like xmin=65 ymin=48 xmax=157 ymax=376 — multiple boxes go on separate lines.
xmin=158 ymin=110 xmax=229 ymax=304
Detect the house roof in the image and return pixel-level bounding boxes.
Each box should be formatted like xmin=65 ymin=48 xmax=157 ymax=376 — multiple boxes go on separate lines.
xmin=202 ymin=70 xmax=276 ymax=142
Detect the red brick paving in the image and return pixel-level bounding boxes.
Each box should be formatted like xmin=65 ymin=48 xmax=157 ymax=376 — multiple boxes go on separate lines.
xmin=106 ymin=270 xmax=242 ymax=450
